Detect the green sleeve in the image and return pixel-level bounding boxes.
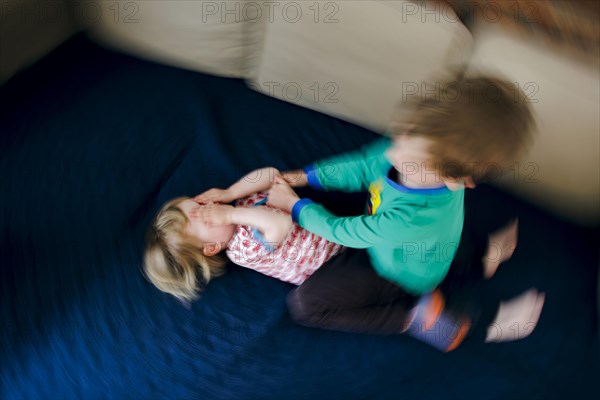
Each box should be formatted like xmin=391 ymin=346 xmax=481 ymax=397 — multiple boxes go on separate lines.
xmin=297 ymin=202 xmax=414 ymax=248
xmin=310 ymin=137 xmax=391 ymax=193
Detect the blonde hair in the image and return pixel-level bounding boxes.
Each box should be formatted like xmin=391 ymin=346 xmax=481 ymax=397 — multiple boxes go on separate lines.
xmin=143 ymin=197 xmax=226 ymax=303
xmin=392 ymin=75 xmax=536 ymax=181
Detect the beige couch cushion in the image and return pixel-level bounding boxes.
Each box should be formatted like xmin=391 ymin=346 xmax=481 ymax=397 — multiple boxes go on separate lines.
xmin=87 ymin=0 xmax=265 ymax=78
xmin=467 ymin=22 xmax=600 ymax=225
xmin=249 ymin=0 xmax=473 ymax=133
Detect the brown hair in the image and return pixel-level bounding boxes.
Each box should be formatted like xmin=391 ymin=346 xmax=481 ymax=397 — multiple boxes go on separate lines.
xmin=392 ymin=76 xmax=536 ymax=181
xmin=143 ymin=197 xmax=226 ymax=303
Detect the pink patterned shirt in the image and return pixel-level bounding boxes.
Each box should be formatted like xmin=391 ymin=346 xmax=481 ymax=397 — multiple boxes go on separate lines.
xmin=225 ymin=193 xmax=344 ymax=285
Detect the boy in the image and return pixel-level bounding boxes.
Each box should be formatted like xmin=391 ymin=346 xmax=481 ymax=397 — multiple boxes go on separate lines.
xmin=266 ymin=76 xmax=543 ymax=349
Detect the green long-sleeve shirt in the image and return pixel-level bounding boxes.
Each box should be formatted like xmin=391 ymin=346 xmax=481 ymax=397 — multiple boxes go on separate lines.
xmin=291 ymin=137 xmax=464 ymax=295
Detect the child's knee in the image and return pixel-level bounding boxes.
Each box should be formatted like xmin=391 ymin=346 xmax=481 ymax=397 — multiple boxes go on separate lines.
xmin=286 ymin=287 xmax=323 ymax=326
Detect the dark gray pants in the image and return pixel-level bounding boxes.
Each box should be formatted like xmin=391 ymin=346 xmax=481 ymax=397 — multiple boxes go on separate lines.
xmin=286 ymin=220 xmax=494 ymax=337
xmin=287 ymin=247 xmax=417 ymax=334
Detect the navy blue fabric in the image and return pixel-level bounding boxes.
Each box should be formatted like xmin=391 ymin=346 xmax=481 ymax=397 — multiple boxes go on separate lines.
xmin=1 ymin=34 xmax=598 ymax=399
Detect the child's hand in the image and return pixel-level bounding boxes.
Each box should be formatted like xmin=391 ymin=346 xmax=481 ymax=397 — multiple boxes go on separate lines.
xmin=194 ymin=188 xmax=234 ymax=204
xmin=267 ymin=176 xmax=300 ymax=213
xmin=281 ymin=170 xmax=308 ymax=187
xmin=197 ymin=203 xmax=234 ymax=226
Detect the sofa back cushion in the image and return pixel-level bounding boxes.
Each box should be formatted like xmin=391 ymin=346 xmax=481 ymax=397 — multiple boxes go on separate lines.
xmin=467 ymin=22 xmax=600 ymax=225
xmin=87 ymin=0 xmax=265 ymax=78
xmin=248 ymin=0 xmax=473 ymax=133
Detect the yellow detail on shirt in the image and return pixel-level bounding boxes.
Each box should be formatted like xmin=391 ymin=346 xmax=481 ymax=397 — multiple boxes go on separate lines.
xmin=368 ymin=179 xmax=383 ymax=215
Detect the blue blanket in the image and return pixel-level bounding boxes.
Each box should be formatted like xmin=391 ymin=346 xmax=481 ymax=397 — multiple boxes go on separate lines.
xmin=1 ymin=34 xmax=598 ymax=399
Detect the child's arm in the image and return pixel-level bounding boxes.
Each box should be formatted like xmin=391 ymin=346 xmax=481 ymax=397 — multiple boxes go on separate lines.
xmin=195 ymin=167 xmax=282 ymax=204
xmin=268 ymin=177 xmax=412 ymax=248
xmin=288 ymin=137 xmax=392 ymax=193
xmin=232 ymin=207 xmax=292 ymax=244
xmin=199 ymin=203 xmax=292 ymax=244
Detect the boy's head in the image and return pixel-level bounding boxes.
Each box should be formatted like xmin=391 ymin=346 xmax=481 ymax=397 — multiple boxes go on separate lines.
xmin=143 ymin=197 xmax=231 ymax=303
xmin=388 ymin=76 xmax=536 ymax=187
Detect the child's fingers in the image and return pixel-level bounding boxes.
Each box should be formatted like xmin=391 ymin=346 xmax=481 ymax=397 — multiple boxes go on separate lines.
xmin=201 ymin=213 xmax=215 ymax=226
xmin=194 ymin=195 xmax=208 ymax=204
xmin=199 ymin=206 xmax=223 ymax=226
xmin=275 ymin=176 xmax=291 ymax=186
xmin=282 ymin=171 xmax=297 ymax=181
xmin=282 ymin=170 xmax=304 ymax=185
xmin=194 ymin=188 xmax=222 ymax=203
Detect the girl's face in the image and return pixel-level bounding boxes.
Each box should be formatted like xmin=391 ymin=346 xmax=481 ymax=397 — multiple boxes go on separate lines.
xmin=178 ymin=199 xmax=236 ymax=251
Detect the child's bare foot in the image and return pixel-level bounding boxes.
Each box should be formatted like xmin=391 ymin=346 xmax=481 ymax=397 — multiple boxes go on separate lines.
xmin=482 ymin=219 xmax=519 ymax=279
xmin=485 ymin=288 xmax=545 ymax=343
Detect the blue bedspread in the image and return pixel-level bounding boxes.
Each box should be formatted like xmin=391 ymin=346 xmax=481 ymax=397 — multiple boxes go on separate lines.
xmin=1 ymin=34 xmax=598 ymax=399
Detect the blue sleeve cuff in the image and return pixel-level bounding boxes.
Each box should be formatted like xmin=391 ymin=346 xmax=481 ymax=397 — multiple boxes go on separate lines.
xmin=303 ymin=164 xmax=325 ymax=190
xmin=291 ymin=198 xmax=315 ymax=223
